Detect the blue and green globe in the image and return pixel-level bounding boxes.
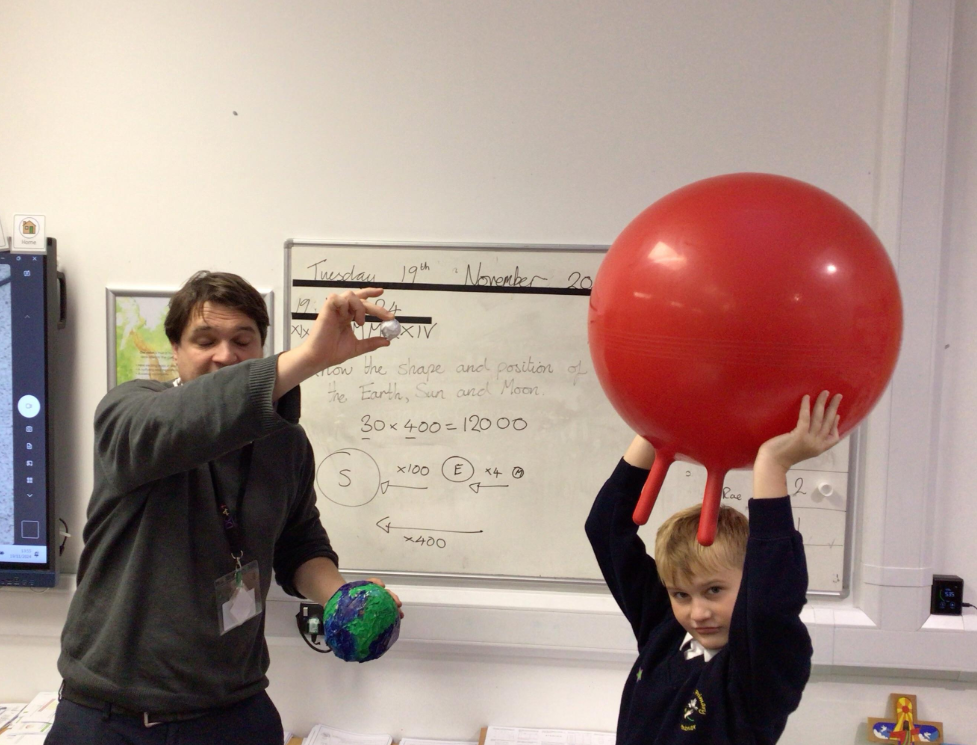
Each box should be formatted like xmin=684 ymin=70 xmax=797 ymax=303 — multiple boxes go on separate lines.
xmin=323 ymin=581 xmax=400 ymax=662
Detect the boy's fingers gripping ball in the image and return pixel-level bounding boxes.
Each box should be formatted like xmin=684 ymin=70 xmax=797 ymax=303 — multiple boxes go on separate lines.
xmin=323 ymin=581 xmax=401 ymax=662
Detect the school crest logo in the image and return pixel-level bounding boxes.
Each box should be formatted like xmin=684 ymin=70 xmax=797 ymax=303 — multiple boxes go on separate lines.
xmin=680 ymin=689 xmax=707 ymax=732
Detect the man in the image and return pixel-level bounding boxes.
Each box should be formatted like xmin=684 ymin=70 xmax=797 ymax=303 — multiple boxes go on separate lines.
xmin=49 ymin=271 xmax=399 ymax=744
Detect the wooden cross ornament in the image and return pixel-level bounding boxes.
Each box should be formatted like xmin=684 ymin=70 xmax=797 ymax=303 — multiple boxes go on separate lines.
xmin=867 ymin=693 xmax=943 ymax=744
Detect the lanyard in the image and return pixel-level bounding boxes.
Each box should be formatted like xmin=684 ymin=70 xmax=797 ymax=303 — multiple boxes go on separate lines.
xmin=209 ymin=443 xmax=254 ymax=569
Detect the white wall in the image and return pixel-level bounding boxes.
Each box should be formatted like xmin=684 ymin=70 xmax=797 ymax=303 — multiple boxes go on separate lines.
xmin=1 ymin=1 xmax=976 ymax=743
xmin=937 ymin=0 xmax=977 ymax=601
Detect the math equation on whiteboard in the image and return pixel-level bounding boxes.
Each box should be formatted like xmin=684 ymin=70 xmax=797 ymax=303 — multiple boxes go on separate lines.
xmin=359 ymin=414 xmax=529 ymax=437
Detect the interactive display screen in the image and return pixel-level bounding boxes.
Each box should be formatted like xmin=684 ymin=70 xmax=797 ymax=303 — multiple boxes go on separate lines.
xmin=0 ymin=246 xmax=57 ymax=587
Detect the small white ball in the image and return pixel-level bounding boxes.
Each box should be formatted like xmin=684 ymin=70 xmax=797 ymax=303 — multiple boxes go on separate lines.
xmin=379 ymin=319 xmax=402 ymax=340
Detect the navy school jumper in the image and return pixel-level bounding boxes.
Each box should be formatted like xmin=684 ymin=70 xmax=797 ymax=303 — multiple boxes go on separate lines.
xmin=585 ymin=460 xmax=813 ymax=745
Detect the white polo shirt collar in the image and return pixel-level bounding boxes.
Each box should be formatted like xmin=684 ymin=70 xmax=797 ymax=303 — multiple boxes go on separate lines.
xmin=681 ymin=632 xmax=718 ymax=662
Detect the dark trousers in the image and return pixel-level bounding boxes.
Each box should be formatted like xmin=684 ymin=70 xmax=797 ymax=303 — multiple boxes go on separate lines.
xmin=45 ymin=690 xmax=284 ymax=745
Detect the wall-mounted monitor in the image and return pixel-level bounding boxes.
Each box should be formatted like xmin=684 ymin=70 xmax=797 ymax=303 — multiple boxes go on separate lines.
xmin=0 ymin=239 xmax=59 ymax=588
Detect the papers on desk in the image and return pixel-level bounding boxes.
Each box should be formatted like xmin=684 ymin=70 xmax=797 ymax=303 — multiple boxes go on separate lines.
xmin=481 ymin=727 xmax=615 ymax=745
xmin=0 ymin=705 xmax=26 ymax=733
xmin=303 ymin=724 xmax=392 ymax=745
xmin=0 ymin=691 xmax=58 ymax=743
xmin=299 ymin=727 xmax=610 ymax=745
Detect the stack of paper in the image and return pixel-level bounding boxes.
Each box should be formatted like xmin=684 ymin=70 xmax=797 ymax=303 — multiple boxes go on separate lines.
xmin=482 ymin=727 xmax=615 ymax=745
xmin=402 ymin=739 xmax=477 ymax=745
xmin=0 ymin=692 xmax=58 ymax=743
xmin=303 ymin=724 xmax=392 ymax=745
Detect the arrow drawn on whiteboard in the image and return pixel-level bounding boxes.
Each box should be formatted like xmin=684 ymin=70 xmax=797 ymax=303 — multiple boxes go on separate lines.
xmin=375 ymin=516 xmax=484 ymax=534
xmin=379 ymin=481 xmax=429 ymax=494
xmin=469 ymin=482 xmax=509 ymax=493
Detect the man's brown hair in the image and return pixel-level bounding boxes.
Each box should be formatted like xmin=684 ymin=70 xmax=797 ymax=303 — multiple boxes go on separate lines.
xmin=165 ymin=271 xmax=269 ymax=346
xmin=654 ymin=504 xmax=749 ymax=587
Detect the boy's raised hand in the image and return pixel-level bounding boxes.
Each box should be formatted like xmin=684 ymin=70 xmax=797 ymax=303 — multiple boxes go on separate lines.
xmin=623 ymin=434 xmax=657 ymax=469
xmin=753 ymin=391 xmax=842 ymax=499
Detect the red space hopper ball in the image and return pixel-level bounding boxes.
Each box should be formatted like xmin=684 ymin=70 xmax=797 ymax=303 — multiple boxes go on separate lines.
xmin=588 ymin=173 xmax=903 ymax=545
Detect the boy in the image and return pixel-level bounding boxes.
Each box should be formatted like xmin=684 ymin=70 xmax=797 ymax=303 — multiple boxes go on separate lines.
xmin=586 ymin=391 xmax=843 ymax=744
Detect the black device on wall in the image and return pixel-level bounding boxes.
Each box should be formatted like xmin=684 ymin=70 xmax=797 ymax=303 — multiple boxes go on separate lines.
xmin=930 ymin=574 xmax=965 ymax=616
xmin=0 ymin=238 xmax=62 ymax=588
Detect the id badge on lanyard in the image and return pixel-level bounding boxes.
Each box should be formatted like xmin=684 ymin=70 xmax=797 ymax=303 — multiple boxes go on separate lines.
xmin=211 ymin=444 xmax=263 ymax=635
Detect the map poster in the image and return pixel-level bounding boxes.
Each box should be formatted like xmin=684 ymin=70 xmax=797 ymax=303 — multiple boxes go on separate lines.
xmin=106 ymin=288 xmax=274 ymax=389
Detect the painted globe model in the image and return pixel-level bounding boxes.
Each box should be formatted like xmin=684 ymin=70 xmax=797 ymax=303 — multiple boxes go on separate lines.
xmin=323 ymin=581 xmax=400 ymax=662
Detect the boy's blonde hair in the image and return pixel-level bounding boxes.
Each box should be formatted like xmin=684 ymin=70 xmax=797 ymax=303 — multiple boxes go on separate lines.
xmin=654 ymin=504 xmax=749 ymax=587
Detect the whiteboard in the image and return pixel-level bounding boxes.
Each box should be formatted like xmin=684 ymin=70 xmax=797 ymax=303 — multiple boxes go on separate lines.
xmin=285 ymin=241 xmax=853 ymax=593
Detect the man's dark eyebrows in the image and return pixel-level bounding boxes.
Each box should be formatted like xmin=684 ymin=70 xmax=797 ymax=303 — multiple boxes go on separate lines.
xmin=188 ymin=324 xmax=257 ymax=335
